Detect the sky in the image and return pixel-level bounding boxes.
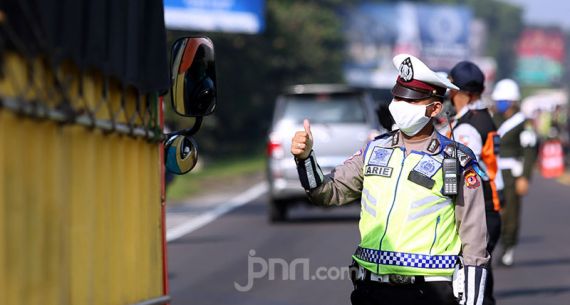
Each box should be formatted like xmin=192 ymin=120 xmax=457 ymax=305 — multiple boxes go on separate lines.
xmin=502 ymin=0 xmax=570 ymax=30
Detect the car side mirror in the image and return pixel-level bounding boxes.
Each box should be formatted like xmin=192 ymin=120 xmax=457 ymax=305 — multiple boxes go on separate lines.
xmin=164 ymin=135 xmax=198 ymax=175
xmin=170 ymin=37 xmax=217 ymax=117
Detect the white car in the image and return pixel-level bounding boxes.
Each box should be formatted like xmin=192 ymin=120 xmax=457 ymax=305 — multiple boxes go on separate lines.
xmin=266 ymin=84 xmax=385 ymax=222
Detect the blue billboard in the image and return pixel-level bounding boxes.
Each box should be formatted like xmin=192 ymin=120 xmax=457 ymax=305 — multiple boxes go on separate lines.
xmin=164 ymin=0 xmax=265 ymax=34
xmin=344 ymin=2 xmax=472 ymax=88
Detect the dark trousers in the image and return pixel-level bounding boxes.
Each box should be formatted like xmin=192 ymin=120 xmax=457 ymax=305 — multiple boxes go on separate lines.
xmin=350 ymin=280 xmax=457 ymax=305
xmin=484 ymin=209 xmax=501 ymax=305
xmin=500 ymin=169 xmax=521 ymax=248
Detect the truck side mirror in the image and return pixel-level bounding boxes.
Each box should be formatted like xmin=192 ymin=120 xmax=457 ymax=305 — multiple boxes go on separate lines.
xmin=170 ymin=37 xmax=217 ymax=117
xmin=164 ymin=135 xmax=198 ymax=175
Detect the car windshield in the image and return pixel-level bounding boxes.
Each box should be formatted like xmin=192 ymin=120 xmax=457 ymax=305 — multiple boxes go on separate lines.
xmin=281 ymin=95 xmax=366 ymax=124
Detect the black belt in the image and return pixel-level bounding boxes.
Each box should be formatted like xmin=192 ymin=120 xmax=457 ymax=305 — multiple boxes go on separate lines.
xmin=355 ymin=266 xmax=451 ymax=285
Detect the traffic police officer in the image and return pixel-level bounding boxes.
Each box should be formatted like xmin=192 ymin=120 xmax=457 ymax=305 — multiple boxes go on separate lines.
xmin=292 ymin=54 xmax=489 ymax=305
xmin=448 ymin=61 xmax=501 ymax=305
xmin=491 ymin=79 xmax=538 ymax=266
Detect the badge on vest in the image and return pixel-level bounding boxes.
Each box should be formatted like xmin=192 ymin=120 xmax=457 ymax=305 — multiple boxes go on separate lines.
xmin=413 ymin=155 xmax=442 ymax=178
xmin=365 ymin=165 xmax=393 ymax=177
xmin=368 ymin=147 xmax=393 ymax=167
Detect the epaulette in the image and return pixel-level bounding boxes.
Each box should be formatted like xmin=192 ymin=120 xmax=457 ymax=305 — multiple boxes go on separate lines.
xmin=456 ymin=142 xmax=477 ymax=161
xmin=443 ymin=141 xmax=478 ymax=169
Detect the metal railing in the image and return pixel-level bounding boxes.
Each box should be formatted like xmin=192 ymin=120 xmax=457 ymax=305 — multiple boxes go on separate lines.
xmin=0 ymin=53 xmax=167 ymax=305
xmin=0 ymin=54 xmax=162 ymax=142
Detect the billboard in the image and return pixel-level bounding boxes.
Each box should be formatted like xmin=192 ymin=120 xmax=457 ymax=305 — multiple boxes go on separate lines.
xmin=164 ymin=0 xmax=265 ymax=34
xmin=344 ymin=2 xmax=472 ymax=88
xmin=515 ymin=27 xmax=565 ymax=86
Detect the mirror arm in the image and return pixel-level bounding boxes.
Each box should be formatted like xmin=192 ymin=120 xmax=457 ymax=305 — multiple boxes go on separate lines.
xmin=184 ymin=116 xmax=203 ymax=136
xmin=165 ymin=116 xmax=203 ymax=139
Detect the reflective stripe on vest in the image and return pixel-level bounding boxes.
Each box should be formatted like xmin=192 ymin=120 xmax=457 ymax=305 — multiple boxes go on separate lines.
xmin=355 ymin=247 xmax=457 ymax=269
xmin=355 ymin=136 xmax=461 ymax=276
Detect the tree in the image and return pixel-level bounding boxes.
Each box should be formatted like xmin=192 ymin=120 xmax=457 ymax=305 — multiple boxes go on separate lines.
xmin=167 ymin=0 xmax=523 ymax=158
xmin=168 ymin=0 xmax=348 ymax=157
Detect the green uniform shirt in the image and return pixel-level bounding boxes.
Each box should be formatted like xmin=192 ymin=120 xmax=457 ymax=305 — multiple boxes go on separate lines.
xmin=495 ymin=112 xmax=538 ymax=179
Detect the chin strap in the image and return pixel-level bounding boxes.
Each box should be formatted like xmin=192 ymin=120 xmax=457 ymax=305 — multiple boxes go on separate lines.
xmin=295 ymin=150 xmax=324 ymax=190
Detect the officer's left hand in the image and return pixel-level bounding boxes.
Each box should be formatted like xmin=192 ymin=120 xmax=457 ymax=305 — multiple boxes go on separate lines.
xmin=515 ymin=177 xmax=529 ymax=196
xmin=291 ymin=119 xmax=314 ymax=160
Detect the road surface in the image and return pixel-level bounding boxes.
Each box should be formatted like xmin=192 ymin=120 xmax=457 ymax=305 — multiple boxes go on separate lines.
xmin=167 ymin=175 xmax=570 ymax=305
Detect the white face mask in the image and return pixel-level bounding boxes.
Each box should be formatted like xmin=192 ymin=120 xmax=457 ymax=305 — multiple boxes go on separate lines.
xmin=388 ymin=99 xmax=434 ymax=136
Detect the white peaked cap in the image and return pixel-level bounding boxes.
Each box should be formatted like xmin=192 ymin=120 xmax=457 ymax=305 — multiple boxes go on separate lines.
xmin=392 ymin=54 xmax=459 ymax=91
xmin=492 ymin=78 xmax=521 ymax=101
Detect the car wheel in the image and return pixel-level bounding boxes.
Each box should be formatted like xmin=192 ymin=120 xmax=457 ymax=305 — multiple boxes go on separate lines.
xmin=269 ymin=198 xmax=288 ymax=223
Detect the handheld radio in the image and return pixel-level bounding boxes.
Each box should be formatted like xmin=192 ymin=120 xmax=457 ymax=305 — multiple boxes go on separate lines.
xmin=443 ymin=112 xmax=459 ymax=196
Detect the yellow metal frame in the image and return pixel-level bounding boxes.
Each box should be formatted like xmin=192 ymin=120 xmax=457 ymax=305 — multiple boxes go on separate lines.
xmin=0 ymin=53 xmax=166 ymax=304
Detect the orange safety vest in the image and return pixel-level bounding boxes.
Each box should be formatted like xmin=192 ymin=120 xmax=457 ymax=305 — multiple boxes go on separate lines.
xmin=449 ymin=109 xmax=501 ymax=211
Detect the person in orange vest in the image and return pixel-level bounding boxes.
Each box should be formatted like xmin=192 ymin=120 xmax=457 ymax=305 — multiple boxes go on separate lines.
xmin=491 ymin=79 xmax=538 ymax=267
xmin=447 ymin=61 xmax=501 ymax=305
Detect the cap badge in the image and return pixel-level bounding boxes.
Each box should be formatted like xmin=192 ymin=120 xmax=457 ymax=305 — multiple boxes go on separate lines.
xmin=399 ymin=57 xmax=414 ymax=82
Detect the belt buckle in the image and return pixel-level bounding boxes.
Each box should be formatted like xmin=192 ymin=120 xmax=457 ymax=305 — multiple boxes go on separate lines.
xmin=388 ymin=274 xmax=414 ymax=284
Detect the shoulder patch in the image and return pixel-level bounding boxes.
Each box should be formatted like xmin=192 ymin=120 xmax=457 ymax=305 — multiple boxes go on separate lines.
xmin=464 ymin=169 xmax=480 ymax=189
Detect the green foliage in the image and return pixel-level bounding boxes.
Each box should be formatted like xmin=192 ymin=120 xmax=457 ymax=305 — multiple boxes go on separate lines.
xmin=166 ymin=153 xmax=265 ymax=201
xmin=167 ymin=0 xmax=347 ymax=157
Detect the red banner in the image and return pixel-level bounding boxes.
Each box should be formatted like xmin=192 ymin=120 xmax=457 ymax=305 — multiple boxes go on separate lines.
xmin=517 ymin=28 xmax=565 ymax=62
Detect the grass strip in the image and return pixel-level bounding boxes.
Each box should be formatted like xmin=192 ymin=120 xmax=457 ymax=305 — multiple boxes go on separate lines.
xmin=166 ymin=153 xmax=265 ymax=201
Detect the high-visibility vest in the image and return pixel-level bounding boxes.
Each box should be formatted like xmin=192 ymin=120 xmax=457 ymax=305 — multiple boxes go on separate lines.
xmin=353 ymin=133 xmax=463 ymax=276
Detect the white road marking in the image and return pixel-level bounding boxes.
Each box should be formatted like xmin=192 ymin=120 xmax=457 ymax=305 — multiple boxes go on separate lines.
xmin=166 ymin=182 xmax=268 ymax=242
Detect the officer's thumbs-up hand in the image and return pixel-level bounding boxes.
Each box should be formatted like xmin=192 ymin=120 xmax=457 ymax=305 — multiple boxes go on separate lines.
xmin=291 ymin=119 xmax=313 ymax=160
